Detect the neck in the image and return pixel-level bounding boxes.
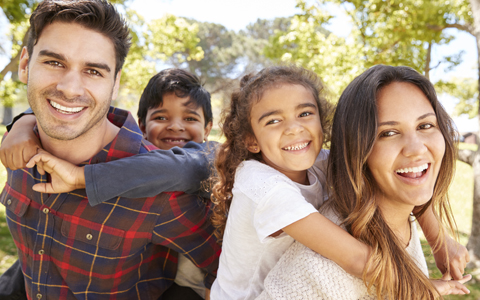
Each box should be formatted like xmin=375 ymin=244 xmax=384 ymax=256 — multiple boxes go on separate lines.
xmin=39 ymin=118 xmax=120 ymax=165
xmin=377 ymin=195 xmax=413 ymax=248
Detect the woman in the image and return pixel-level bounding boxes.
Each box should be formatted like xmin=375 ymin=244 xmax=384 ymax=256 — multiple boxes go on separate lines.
xmin=256 ymin=65 xmax=471 ymax=299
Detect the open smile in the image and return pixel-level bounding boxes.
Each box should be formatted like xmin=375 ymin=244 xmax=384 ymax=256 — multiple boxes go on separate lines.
xmin=49 ymin=100 xmax=86 ymax=115
xmin=282 ymin=141 xmax=310 ymax=151
xmin=395 ymin=163 xmax=429 ymax=179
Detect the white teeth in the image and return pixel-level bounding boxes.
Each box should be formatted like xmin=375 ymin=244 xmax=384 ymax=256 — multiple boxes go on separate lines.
xmin=50 ymin=100 xmax=84 ymax=114
xmin=283 ymin=142 xmax=309 ymax=151
xmin=164 ymin=139 xmax=186 ymax=142
xmin=396 ymin=163 xmax=429 ymax=174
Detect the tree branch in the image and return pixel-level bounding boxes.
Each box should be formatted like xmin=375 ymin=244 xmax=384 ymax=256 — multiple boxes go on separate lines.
xmin=458 ymin=148 xmax=476 ymax=166
xmin=427 ymin=23 xmax=474 ymax=35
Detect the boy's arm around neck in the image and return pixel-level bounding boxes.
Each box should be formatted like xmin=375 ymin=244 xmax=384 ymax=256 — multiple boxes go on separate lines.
xmin=85 ymin=141 xmax=217 ymax=206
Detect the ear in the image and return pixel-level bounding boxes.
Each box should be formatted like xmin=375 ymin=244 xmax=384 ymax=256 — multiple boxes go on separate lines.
xmin=112 ymin=70 xmax=122 ymax=100
xmin=138 ymin=118 xmax=147 ymax=139
xmin=18 ymin=47 xmax=29 ymax=84
xmin=246 ymin=135 xmax=260 ymax=153
xmin=203 ymin=121 xmax=213 ymax=141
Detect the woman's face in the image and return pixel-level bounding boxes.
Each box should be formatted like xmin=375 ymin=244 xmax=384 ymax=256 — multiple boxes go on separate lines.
xmin=367 ymin=82 xmax=445 ymax=214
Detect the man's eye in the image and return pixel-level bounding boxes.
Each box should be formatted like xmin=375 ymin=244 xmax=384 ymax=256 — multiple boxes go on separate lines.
xmin=87 ymin=69 xmax=102 ymax=76
xmin=46 ymin=61 xmax=63 ymax=67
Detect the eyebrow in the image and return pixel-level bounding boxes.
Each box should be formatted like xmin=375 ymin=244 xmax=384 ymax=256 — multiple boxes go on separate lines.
xmin=38 ymin=50 xmax=111 ymax=73
xmin=378 ymin=112 xmax=436 ymax=127
xmin=257 ymin=102 xmax=318 ymax=123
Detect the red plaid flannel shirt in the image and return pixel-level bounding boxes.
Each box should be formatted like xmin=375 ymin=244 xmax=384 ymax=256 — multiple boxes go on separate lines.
xmin=1 ymin=107 xmax=220 ymax=300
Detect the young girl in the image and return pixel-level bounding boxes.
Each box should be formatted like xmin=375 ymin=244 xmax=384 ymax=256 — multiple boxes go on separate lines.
xmin=257 ymin=65 xmax=471 ymax=299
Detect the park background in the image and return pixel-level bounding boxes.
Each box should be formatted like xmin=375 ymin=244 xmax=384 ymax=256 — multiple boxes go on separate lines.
xmin=1 ymin=0 xmax=480 ymax=298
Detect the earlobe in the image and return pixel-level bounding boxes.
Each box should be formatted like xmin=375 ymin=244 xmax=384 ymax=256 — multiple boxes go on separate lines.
xmin=18 ymin=47 xmax=29 ymax=84
xmin=204 ymin=121 xmax=213 ymax=141
xmin=246 ymin=136 xmax=260 ymax=153
xmin=138 ymin=119 xmax=147 ymax=139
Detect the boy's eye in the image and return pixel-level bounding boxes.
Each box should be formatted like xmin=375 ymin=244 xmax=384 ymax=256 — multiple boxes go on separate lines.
xmin=153 ymin=116 xmax=167 ymax=121
xmin=299 ymin=111 xmax=313 ymax=117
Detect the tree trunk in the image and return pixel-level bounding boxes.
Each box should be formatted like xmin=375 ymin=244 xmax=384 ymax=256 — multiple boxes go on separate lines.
xmin=1 ymin=107 xmax=13 ymax=126
xmin=466 ymin=0 xmax=480 ymax=265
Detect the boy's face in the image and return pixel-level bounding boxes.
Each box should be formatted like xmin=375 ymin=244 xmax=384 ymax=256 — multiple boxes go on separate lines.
xmin=139 ymin=92 xmax=212 ymax=150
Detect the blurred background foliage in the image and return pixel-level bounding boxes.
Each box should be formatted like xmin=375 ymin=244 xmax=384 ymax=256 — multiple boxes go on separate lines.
xmin=2 ymin=0 xmax=480 ymax=297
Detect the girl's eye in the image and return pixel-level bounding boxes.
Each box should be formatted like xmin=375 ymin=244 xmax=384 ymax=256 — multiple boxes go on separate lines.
xmin=379 ymin=130 xmax=396 ymax=138
xmin=185 ymin=117 xmax=199 ymax=122
xmin=299 ymin=111 xmax=313 ymax=117
xmin=266 ymin=119 xmax=280 ymax=125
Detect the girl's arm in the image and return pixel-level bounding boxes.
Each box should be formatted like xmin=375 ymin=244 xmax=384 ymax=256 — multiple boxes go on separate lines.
xmin=282 ymin=212 xmax=370 ymax=279
xmin=416 ymin=206 xmax=469 ymax=280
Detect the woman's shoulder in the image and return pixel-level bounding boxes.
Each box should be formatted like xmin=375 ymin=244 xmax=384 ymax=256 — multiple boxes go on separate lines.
xmin=262 ymin=241 xmax=372 ymax=300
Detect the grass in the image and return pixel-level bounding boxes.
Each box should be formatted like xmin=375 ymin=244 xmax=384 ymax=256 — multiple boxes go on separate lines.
xmin=0 ymin=132 xmax=479 ymax=296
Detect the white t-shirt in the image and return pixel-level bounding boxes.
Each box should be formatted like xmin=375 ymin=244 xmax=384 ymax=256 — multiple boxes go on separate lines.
xmin=257 ymin=209 xmax=428 ymax=300
xmin=210 ymin=150 xmax=328 ymax=300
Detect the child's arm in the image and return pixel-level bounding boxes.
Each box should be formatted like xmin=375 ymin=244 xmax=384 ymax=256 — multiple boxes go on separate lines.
xmin=416 ymin=206 xmax=469 ymax=280
xmin=282 ymin=212 xmax=370 ymax=279
xmin=0 ymin=113 xmax=40 ymax=170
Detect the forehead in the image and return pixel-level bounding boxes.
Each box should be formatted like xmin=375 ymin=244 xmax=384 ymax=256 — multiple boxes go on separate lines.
xmin=33 ymin=21 xmax=116 ymax=70
xmin=158 ymin=93 xmax=202 ymax=110
xmin=376 ymin=82 xmax=434 ymax=120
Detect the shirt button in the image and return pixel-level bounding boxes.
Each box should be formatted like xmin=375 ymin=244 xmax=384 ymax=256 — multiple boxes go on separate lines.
xmin=6 ymin=199 xmax=11 ymax=205
xmin=36 ymin=293 xmax=42 ymax=299
xmin=86 ymin=234 xmax=93 ymax=240
xmin=38 ymin=250 xmax=44 ymax=255
xmin=42 ymin=208 xmax=49 ymax=214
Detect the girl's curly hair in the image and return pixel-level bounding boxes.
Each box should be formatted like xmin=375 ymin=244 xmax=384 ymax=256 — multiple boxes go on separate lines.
xmin=211 ymin=65 xmax=334 ymax=241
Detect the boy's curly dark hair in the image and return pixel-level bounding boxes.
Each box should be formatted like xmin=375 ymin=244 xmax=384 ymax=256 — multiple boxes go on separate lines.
xmin=211 ymin=65 xmax=334 ymax=240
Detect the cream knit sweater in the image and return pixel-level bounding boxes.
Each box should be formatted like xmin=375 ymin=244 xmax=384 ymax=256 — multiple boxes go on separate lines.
xmin=257 ymin=209 xmax=428 ymax=300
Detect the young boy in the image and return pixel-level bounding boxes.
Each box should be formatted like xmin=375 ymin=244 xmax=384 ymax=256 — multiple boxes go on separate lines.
xmin=0 ymin=68 xmax=215 ymax=300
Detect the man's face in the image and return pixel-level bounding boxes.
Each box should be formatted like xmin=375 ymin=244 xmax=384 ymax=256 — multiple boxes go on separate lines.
xmin=18 ymin=21 xmax=120 ymax=141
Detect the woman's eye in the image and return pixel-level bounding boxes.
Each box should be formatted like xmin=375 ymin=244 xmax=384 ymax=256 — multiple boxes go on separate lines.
xmin=380 ymin=130 xmax=396 ymax=137
xmin=419 ymin=123 xmax=434 ymax=130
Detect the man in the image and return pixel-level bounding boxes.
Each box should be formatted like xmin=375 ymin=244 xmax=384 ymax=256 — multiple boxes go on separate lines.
xmin=0 ymin=1 xmax=219 ymax=299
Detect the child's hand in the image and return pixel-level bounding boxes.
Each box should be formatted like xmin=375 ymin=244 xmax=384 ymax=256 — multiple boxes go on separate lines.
xmin=0 ymin=114 xmax=40 ymax=170
xmin=434 ymin=235 xmax=470 ymax=280
xmin=430 ymin=273 xmax=471 ymax=296
xmin=26 ymin=149 xmax=86 ymax=193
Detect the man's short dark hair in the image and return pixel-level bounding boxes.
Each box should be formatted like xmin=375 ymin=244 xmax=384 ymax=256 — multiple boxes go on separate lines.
xmin=27 ymin=0 xmax=131 ymax=75
xmin=137 ymin=68 xmax=213 ymax=127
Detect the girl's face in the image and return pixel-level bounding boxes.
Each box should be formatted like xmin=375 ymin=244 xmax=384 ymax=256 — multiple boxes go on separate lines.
xmin=248 ymin=84 xmax=323 ymax=184
xmin=367 ymin=82 xmax=445 ymax=216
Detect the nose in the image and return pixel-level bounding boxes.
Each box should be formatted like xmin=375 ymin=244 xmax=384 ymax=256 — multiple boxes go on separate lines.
xmin=167 ymin=119 xmax=185 ymax=132
xmin=402 ymin=133 xmax=427 ymax=157
xmin=284 ymin=119 xmax=304 ymax=135
xmin=56 ymin=70 xmax=84 ymax=99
